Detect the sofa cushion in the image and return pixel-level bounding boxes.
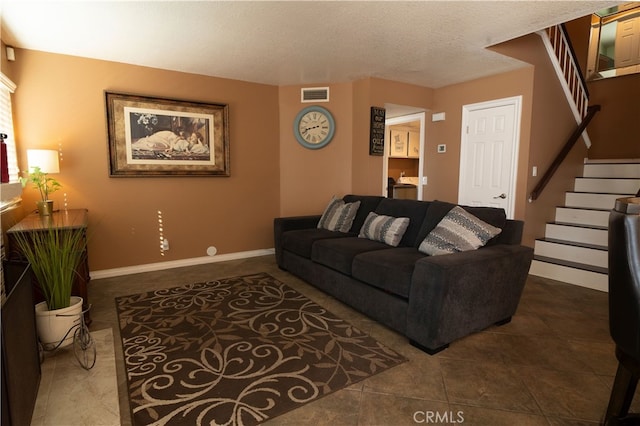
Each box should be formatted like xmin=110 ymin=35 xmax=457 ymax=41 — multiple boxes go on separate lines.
xmin=374 ymin=198 xmax=431 ymax=247
xmin=312 ymin=237 xmax=389 ymax=275
xmin=317 ymin=196 xmax=361 ymax=232
xmin=352 ymin=247 xmax=427 ymax=299
xmin=418 ymin=206 xmax=502 ymax=256
xmin=343 ymin=194 xmax=385 ymax=233
xmin=358 ymin=212 xmax=410 ymax=247
xmin=282 ymin=228 xmax=354 ymax=259
xmin=416 ymin=200 xmax=506 ymax=245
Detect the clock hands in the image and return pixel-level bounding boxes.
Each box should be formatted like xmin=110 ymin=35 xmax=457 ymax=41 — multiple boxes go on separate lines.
xmin=302 ymin=124 xmax=321 ymax=134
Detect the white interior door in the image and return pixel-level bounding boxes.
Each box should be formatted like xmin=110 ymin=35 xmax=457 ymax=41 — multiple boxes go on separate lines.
xmin=458 ymin=96 xmax=521 ymax=219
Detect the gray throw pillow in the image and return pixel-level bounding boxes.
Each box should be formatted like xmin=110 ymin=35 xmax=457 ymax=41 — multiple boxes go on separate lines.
xmin=317 ymin=197 xmax=361 ymax=233
xmin=358 ymin=212 xmax=410 ymax=247
xmin=419 ymin=206 xmax=502 ymax=256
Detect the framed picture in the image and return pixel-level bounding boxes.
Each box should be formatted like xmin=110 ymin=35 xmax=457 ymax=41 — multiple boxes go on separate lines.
xmin=105 ymin=92 xmax=230 ymax=177
xmin=369 ymin=106 xmax=385 ymax=156
xmin=389 ymin=130 xmax=408 ymax=158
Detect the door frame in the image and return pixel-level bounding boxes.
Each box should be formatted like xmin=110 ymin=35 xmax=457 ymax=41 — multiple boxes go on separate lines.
xmin=458 ymin=96 xmax=522 ymax=219
xmin=383 ymin=111 xmax=426 ymax=200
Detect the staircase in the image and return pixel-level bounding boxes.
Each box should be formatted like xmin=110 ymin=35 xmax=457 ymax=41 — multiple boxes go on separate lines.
xmin=529 ymin=159 xmax=640 ymax=292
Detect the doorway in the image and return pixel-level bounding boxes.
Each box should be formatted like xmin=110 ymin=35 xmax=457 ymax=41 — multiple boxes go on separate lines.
xmin=458 ymin=96 xmax=522 ymax=219
xmin=383 ymin=110 xmax=426 ymax=200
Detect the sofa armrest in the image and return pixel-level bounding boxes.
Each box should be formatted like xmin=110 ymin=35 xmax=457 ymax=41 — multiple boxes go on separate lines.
xmin=406 ymin=244 xmax=533 ymax=351
xmin=273 ymin=215 xmax=321 ymax=265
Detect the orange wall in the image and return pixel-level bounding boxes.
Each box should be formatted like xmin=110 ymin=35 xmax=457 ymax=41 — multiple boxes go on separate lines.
xmin=7 ymin=49 xmax=280 ymax=271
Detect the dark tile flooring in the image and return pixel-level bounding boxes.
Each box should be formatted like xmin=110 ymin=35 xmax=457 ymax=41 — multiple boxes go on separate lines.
xmin=85 ymin=255 xmax=636 ymax=425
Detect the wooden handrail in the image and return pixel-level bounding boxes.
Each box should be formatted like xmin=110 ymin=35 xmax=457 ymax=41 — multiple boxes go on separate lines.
xmin=529 ymin=105 xmax=601 ymax=202
xmin=559 ymin=24 xmax=589 ymax=100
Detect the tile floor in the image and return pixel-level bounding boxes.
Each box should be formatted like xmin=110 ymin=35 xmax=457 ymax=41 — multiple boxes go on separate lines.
xmin=30 ymin=328 xmax=119 ymax=425
xmin=33 ymin=254 xmax=639 ymax=425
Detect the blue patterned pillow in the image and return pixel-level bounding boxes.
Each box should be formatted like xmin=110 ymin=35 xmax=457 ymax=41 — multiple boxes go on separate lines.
xmin=358 ymin=212 xmax=410 ymax=247
xmin=317 ymin=197 xmax=361 ymax=233
xmin=418 ymin=206 xmax=502 ymax=256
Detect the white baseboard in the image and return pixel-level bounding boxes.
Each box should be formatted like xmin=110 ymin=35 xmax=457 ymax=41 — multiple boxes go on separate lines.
xmin=90 ymin=248 xmax=275 ymax=280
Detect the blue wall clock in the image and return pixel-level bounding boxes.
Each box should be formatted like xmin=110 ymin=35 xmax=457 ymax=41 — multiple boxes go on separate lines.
xmin=293 ymin=105 xmax=335 ymax=149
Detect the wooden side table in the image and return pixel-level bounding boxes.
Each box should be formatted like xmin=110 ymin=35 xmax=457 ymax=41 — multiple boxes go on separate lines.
xmin=6 ymin=209 xmax=91 ymax=324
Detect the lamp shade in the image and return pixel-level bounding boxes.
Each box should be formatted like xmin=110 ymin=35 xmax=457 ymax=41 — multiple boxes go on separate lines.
xmin=27 ymin=149 xmax=59 ymax=173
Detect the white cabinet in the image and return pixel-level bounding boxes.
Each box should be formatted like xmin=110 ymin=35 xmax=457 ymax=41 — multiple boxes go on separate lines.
xmin=408 ymin=130 xmax=420 ymax=158
xmin=389 ymin=129 xmax=420 ymax=158
xmin=389 ymin=130 xmax=408 ymax=158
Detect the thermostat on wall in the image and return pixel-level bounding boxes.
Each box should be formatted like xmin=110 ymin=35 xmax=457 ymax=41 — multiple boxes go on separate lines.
xmin=437 ymin=144 xmax=446 ymax=153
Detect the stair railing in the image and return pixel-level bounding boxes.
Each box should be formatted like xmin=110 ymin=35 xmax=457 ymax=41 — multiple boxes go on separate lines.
xmin=529 ymin=105 xmax=601 ymax=202
xmin=530 ymin=24 xmax=600 ymax=202
xmin=539 ymin=25 xmax=590 ymax=129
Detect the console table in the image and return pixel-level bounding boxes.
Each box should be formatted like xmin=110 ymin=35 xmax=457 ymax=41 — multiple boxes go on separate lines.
xmin=6 ymin=209 xmax=91 ymax=324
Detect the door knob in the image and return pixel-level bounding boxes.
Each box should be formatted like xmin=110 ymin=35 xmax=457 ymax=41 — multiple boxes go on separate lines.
xmin=493 ymin=193 xmax=507 ymax=199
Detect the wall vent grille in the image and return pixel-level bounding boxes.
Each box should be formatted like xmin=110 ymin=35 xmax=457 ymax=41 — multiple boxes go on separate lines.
xmin=301 ymin=87 xmax=329 ymax=103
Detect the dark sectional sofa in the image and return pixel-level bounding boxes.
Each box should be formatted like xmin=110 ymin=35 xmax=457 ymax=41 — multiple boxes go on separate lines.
xmin=274 ymin=195 xmax=534 ymax=354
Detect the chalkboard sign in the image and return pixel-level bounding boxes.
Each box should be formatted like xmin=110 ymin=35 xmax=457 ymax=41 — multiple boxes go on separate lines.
xmin=369 ymin=106 xmax=385 ymax=156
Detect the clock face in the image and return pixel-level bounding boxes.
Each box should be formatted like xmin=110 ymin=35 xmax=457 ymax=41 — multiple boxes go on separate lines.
xmin=293 ymin=106 xmax=335 ymax=149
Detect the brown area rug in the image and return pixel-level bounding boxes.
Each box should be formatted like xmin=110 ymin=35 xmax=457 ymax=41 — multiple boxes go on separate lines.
xmin=116 ymin=272 xmax=406 ymax=425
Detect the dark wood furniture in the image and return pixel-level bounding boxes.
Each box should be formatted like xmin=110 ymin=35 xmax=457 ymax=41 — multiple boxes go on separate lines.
xmin=1 ymin=261 xmax=41 ymax=426
xmin=6 ymin=209 xmax=91 ymax=323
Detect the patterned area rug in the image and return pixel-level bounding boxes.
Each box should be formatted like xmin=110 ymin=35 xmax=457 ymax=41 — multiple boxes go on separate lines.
xmin=116 ymin=272 xmax=406 ymax=425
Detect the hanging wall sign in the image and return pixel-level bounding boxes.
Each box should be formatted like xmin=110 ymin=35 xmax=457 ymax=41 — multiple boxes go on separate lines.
xmin=369 ymin=106 xmax=386 ymax=156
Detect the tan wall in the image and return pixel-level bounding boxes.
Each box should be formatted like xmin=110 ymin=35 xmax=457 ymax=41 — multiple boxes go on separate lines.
xmin=492 ymin=34 xmax=590 ymax=247
xmin=565 ymin=16 xmax=640 ymax=159
xmin=354 ymin=78 xmax=433 ymax=196
xmin=426 ymin=67 xmax=534 ymax=222
xmin=279 ymin=78 xmax=432 ymax=215
xmin=587 ymin=74 xmax=640 ymax=159
xmin=278 ymin=83 xmax=354 ymax=216
xmin=8 ymin=32 xmax=613 ymax=269
xmin=7 ymin=49 xmax=280 ymax=271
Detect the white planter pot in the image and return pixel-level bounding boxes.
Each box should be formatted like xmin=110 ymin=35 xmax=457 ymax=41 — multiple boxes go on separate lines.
xmin=35 ymin=296 xmax=83 ymax=350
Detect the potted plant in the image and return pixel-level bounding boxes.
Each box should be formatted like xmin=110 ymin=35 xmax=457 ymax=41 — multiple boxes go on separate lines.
xmin=19 ymin=166 xmax=62 ymax=216
xmin=11 ymin=224 xmax=87 ymax=349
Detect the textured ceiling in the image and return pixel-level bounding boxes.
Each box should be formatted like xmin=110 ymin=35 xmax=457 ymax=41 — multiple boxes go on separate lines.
xmin=0 ymin=1 xmax=619 ymax=89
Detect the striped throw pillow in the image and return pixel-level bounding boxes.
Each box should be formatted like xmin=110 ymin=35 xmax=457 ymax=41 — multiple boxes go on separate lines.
xmin=418 ymin=206 xmax=502 ymax=256
xmin=358 ymin=212 xmax=410 ymax=247
xmin=317 ymin=197 xmax=361 ymax=232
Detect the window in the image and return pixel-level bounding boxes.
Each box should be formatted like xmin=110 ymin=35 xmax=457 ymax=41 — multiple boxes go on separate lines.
xmin=0 ymin=72 xmax=21 ymax=211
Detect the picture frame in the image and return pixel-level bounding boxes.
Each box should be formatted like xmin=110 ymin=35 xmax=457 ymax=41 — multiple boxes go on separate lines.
xmin=389 ymin=129 xmax=408 ymax=158
xmin=105 ymin=92 xmax=230 ymax=177
xmin=369 ymin=106 xmax=385 ymax=156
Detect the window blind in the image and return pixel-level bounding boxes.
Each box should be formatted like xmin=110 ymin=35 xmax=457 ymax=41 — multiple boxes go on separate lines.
xmin=0 ymin=72 xmax=17 ymax=182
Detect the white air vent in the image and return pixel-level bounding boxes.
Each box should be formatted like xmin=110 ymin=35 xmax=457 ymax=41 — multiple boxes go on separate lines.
xmin=301 ymin=87 xmax=329 ymax=103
